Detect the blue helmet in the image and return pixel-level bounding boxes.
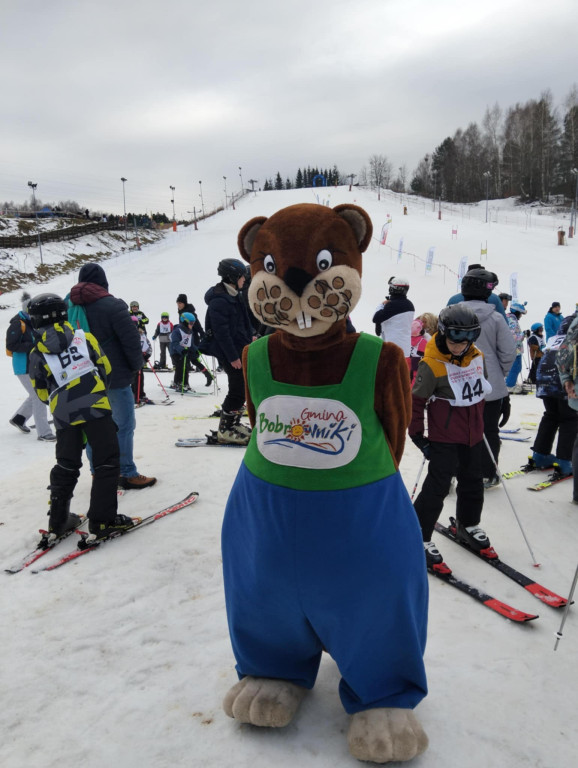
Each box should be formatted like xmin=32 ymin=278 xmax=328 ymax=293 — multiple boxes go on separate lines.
xmin=510 ymin=301 xmax=527 ymax=314
xmin=180 ymin=312 xmax=196 ymax=325
xmin=531 ymin=322 xmax=543 ymax=333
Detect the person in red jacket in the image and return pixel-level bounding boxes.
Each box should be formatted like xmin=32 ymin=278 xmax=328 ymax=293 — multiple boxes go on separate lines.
xmin=409 ymin=305 xmax=492 ymax=573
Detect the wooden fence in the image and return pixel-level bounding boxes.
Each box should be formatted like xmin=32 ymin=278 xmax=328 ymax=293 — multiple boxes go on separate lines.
xmin=0 ymin=220 xmax=125 ymax=248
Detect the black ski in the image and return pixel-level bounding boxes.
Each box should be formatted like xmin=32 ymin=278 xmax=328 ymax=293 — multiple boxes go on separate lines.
xmin=435 ymin=518 xmax=567 ymax=608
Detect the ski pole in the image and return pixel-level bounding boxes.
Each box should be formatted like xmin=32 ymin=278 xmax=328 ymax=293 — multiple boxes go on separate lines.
xmin=146 ymin=360 xmax=171 ymax=400
xmin=554 ymin=561 xmax=578 ymax=650
xmin=483 ymin=433 xmax=540 ymax=567
xmin=410 ymin=455 xmax=427 ymax=501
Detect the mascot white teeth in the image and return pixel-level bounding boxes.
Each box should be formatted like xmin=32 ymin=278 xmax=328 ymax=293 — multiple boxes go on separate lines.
xmin=220 ymin=202 xmax=429 ymax=764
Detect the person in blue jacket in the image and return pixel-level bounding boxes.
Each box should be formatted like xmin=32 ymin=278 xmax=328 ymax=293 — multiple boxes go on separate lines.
xmin=544 ymin=302 xmax=564 ymax=340
xmin=447 ymin=264 xmax=507 ymax=320
xmin=6 ymin=292 xmax=55 ymax=440
xmin=169 ymin=312 xmax=197 ymax=392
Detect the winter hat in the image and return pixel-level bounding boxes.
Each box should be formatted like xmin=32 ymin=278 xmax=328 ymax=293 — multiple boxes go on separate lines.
xmin=78 ymin=263 xmax=109 ymax=290
xmin=411 ymin=318 xmax=424 ymax=336
xmin=550 ymin=302 xmax=560 ymax=310
xmin=176 ymin=294 xmax=188 ymax=304
xmin=21 ymin=291 xmax=31 ymax=313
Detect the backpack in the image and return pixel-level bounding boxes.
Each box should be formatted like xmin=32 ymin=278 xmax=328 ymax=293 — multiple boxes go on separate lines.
xmin=67 ymin=300 xmax=90 ymax=332
xmin=5 ymin=317 xmax=26 ymax=357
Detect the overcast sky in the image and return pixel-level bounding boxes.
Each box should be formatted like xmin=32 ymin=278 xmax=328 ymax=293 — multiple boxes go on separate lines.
xmin=1 ymin=0 xmax=576 ymax=218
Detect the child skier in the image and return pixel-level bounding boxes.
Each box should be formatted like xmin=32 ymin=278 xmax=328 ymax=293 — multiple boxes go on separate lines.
xmin=409 ymin=317 xmax=428 ymax=385
xmin=505 ymin=300 xmax=528 ymax=393
xmin=169 ymin=312 xmax=197 ymax=392
xmin=27 ymin=293 xmax=134 ymax=539
xmin=527 ymin=322 xmax=546 ymax=384
xmin=129 ymin=301 xmax=149 ymax=333
xmin=409 ymin=304 xmax=492 ymax=572
xmin=151 ymin=312 xmax=173 ymax=370
xmin=131 ymin=316 xmax=153 ymax=404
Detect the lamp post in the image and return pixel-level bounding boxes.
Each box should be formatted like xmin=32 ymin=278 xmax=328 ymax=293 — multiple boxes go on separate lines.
xmin=120 ymin=177 xmax=128 ymax=241
xmin=223 ymin=176 xmax=228 ymax=209
xmin=27 ymin=181 xmax=43 ymax=264
xmin=239 ymin=166 xmax=243 ymax=194
xmin=571 ymin=168 xmax=578 ymax=238
xmin=169 ymin=186 xmax=176 ymax=222
xmin=431 ymin=170 xmax=437 ymax=212
xmin=483 ymin=171 xmax=491 ymax=224
xmin=198 ymin=180 xmax=205 ymax=217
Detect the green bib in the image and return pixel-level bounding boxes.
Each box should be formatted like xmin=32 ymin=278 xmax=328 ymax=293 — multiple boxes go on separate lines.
xmin=243 ymin=333 xmax=397 ymax=491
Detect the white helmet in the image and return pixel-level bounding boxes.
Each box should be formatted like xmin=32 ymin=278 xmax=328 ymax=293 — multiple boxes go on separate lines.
xmin=388 ymin=276 xmax=410 ymax=297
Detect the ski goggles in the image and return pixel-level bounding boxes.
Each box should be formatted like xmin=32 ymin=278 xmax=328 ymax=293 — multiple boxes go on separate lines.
xmin=445 ymin=327 xmax=480 ymax=343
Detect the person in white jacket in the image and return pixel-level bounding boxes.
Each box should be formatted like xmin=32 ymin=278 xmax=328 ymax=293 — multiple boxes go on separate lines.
xmin=372 ymin=276 xmax=414 ymax=358
xmin=459 ymin=269 xmax=517 ymax=488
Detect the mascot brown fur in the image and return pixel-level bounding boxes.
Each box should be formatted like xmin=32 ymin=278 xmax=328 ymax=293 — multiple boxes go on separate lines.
xmin=221 ymin=203 xmax=429 ymax=764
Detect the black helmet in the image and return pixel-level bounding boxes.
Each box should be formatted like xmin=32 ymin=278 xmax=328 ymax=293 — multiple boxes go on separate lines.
xmin=28 ymin=293 xmax=68 ymax=330
xmin=438 ymin=305 xmax=481 ymax=343
xmin=388 ymin=276 xmax=410 ymax=297
xmin=498 ymin=292 xmax=512 ymax=302
xmin=461 ymin=268 xmax=499 ymax=300
xmin=218 ymin=258 xmax=247 ymax=285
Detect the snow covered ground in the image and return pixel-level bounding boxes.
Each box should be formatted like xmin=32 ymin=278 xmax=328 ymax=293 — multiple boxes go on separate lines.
xmin=1 ymin=186 xmax=576 ymax=768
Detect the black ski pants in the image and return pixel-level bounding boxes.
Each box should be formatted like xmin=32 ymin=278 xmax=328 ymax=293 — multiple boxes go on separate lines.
xmin=222 ymin=359 xmax=246 ymax=412
xmin=173 ymin=353 xmax=190 ymax=388
xmin=413 ymin=441 xmax=485 ymax=541
xmin=482 ymin=398 xmax=502 ymax=478
xmin=50 ymin=416 xmax=120 ymax=524
xmin=533 ymin=396 xmax=578 ymax=461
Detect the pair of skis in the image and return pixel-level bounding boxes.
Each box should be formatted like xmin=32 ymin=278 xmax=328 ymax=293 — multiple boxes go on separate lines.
xmin=5 ymin=492 xmax=198 ymax=574
xmin=176 ymin=432 xmax=247 ymax=448
xmin=429 ymin=517 xmax=568 ymax=622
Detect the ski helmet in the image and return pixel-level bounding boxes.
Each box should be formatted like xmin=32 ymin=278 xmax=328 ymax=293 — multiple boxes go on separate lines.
xmin=461 ymin=268 xmax=499 ymax=300
xmin=438 ymin=305 xmax=481 ymax=343
xmin=388 ymin=276 xmax=410 ymax=297
xmin=498 ymin=292 xmax=512 ymax=302
xmin=530 ymin=322 xmax=543 ymax=332
xmin=130 ymin=301 xmax=139 ymax=309
xmin=510 ymin=301 xmax=527 ymax=315
xmin=218 ymin=258 xmax=247 ymax=285
xmin=28 ymin=293 xmax=68 ymax=330
xmin=161 ymin=312 xmax=169 ymax=319
xmin=180 ymin=312 xmax=196 ymax=325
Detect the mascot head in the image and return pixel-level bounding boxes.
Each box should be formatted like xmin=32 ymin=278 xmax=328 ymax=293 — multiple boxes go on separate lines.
xmin=237 ymin=203 xmax=372 ymax=338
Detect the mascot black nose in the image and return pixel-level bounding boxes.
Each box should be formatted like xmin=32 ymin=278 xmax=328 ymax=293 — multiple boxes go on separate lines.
xmin=283 ymin=267 xmax=313 ymax=297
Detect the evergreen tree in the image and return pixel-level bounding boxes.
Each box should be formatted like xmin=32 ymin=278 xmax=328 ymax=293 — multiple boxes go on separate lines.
xmin=275 ymin=172 xmax=284 ymax=190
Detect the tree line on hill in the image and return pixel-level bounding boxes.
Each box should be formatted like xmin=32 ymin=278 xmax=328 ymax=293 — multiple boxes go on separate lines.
xmin=262 ymin=165 xmax=344 ymax=190
xmin=1 ymin=197 xmax=171 ymax=226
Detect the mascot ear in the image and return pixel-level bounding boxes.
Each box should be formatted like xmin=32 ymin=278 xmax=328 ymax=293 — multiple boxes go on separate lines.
xmin=333 ymin=204 xmax=373 ymax=252
xmin=237 ymin=216 xmax=268 ymax=263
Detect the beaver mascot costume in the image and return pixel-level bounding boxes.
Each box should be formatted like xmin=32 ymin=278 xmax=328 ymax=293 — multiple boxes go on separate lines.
xmin=221 ymin=202 xmax=429 ymax=764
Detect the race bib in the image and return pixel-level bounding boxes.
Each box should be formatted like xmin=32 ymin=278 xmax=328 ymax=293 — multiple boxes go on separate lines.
xmin=255 ymin=395 xmax=362 ymax=469
xmin=442 ymin=359 xmax=492 ymax=406
xmin=179 ymin=329 xmax=192 ymax=348
xmin=43 ymin=331 xmax=96 ymax=390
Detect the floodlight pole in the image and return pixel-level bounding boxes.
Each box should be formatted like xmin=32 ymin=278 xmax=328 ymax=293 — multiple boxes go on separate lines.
xmin=27 ymin=181 xmax=43 ymax=264
xmin=239 ymin=166 xmax=243 ymax=194
xmin=570 ymin=168 xmax=578 ymax=238
xmin=170 ymin=186 xmax=176 ymax=222
xmin=120 ymin=177 xmax=128 ymax=241
xmin=483 ymin=171 xmax=491 ymax=224
xmin=223 ymin=176 xmax=227 ymax=209
xmin=199 ymin=180 xmax=205 ymax=217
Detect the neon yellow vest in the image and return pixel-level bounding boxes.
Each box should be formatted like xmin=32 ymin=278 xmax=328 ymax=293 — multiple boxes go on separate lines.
xmin=243 ymin=333 xmax=397 ymax=490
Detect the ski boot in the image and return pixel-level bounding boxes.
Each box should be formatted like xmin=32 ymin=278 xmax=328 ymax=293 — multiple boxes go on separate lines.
xmin=88 ymin=514 xmax=136 ymax=540
xmin=48 ymin=496 xmax=82 ymax=538
xmin=202 ymin=368 xmax=214 ymax=387
xmin=530 ymin=451 xmax=557 ymax=470
xmin=423 ymin=541 xmax=451 ymax=574
xmin=483 ymin=474 xmax=500 ymax=489
xmin=217 ymin=411 xmax=250 ymax=446
xmin=231 ymin=408 xmax=252 ymax=438
xmin=454 ymin=520 xmax=497 ymax=558
xmin=551 ymin=459 xmax=573 ymax=478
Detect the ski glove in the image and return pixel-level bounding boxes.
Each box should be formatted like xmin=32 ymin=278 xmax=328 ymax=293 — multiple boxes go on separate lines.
xmin=499 ymin=395 xmax=511 ymax=428
xmin=411 ymin=433 xmax=431 ymax=460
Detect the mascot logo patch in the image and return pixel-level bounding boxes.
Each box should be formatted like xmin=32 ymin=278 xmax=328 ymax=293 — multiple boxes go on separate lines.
xmin=256 ymin=395 xmax=362 ymax=469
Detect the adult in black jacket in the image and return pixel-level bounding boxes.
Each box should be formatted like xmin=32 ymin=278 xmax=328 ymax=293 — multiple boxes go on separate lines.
xmin=69 ymin=263 xmax=156 ymax=489
xmin=203 ymin=259 xmax=254 ymax=444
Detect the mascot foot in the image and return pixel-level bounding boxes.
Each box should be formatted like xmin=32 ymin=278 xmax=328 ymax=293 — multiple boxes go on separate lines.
xmin=223 ymin=676 xmax=307 ymax=727
xmin=348 ymin=708 xmax=428 ymax=764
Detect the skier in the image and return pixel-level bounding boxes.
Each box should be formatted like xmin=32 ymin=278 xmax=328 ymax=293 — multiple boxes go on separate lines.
xmin=129 ymin=301 xmax=149 ymax=333
xmin=556 ymin=315 xmax=578 ymax=501
xmin=6 ymin=292 xmax=55 ymax=441
xmin=529 ymin=312 xmax=578 ymax=477
xmin=408 ymin=318 xmax=428 ymax=385
xmin=527 ymin=322 xmax=546 ymax=384
xmin=176 ymin=293 xmax=213 ymax=385
xmin=544 ymin=302 xmax=564 ymax=340
xmin=151 ymin=312 xmax=173 ymax=370
xmin=409 ymin=304 xmax=492 ymax=572
xmin=202 ymin=259 xmax=254 ymax=444
xmin=27 ymin=293 xmax=134 ymax=539
xmin=459 ymin=268 xmax=517 ymax=488
xmin=372 ymin=276 xmax=414 ymax=358
xmin=131 ymin=316 xmax=152 ymax=404
xmin=505 ymin=300 xmax=528 ymax=394
xmin=169 ymin=312 xmax=197 ymax=392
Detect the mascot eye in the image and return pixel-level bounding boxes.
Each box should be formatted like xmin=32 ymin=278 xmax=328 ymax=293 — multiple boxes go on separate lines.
xmin=263 ymin=255 xmax=276 ymax=274
xmin=316 ymin=250 xmax=333 ymax=271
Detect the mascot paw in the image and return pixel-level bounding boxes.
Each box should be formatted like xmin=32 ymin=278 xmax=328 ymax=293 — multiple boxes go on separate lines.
xmin=348 ymin=708 xmax=428 ymax=764
xmin=223 ymin=676 xmax=307 ymax=728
